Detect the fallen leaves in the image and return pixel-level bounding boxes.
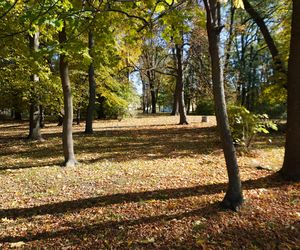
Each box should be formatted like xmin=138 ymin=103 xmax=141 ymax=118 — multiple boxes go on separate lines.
xmin=0 ymin=116 xmax=299 ymax=249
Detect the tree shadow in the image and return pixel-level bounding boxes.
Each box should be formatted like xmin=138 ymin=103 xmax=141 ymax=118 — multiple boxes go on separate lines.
xmin=0 ymin=126 xmax=220 ymax=171
xmin=0 ymin=172 xmax=289 ymax=220
xmin=0 ymin=203 xmax=219 ymax=244
xmin=0 ymin=173 xmax=294 ymax=245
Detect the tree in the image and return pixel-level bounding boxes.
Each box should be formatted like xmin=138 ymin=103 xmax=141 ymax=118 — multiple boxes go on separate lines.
xmin=85 ymin=30 xmax=96 ymax=134
xmin=242 ymin=0 xmax=287 ymax=81
xmin=280 ymin=0 xmax=300 ymax=181
xmin=203 ymin=0 xmax=243 ymax=210
xmin=175 ymin=42 xmax=188 ymax=124
xmin=59 ymin=24 xmax=77 ymax=167
xmin=28 ymin=32 xmax=43 ymax=141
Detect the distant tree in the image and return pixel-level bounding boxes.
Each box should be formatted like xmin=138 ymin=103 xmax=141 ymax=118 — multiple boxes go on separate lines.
xmin=242 ymin=0 xmax=287 ymax=79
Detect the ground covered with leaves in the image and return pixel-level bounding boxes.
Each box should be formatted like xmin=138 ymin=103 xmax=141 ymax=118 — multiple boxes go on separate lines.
xmin=0 ymin=115 xmax=299 ymax=249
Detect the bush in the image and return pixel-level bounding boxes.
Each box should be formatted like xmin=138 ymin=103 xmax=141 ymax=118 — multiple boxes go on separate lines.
xmin=195 ymin=98 xmax=215 ymax=115
xmin=228 ymin=105 xmax=277 ymax=148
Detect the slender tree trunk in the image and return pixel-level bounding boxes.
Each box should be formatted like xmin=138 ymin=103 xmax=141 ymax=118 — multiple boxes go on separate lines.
xmin=140 ymin=73 xmax=146 ymax=113
xmin=59 ymin=25 xmax=77 ymax=167
xmin=40 ymin=106 xmax=45 ymax=128
xmin=204 ymin=0 xmax=243 ymax=210
xmin=242 ymin=0 xmax=287 ymax=77
xmin=171 ymin=86 xmax=179 ymax=115
xmin=147 ymin=70 xmax=156 ymax=114
xmin=150 ymin=87 xmax=156 ymax=114
xmin=224 ymin=5 xmax=235 ymax=75
xmin=28 ymin=104 xmax=42 ymax=140
xmin=76 ymin=108 xmax=81 ymax=125
xmin=171 ymin=45 xmax=179 ymax=116
xmin=14 ymin=111 xmax=22 ymax=120
xmin=281 ymin=0 xmax=300 ymax=181
xmin=28 ymin=32 xmax=43 ymax=141
xmin=85 ymin=31 xmax=96 ymax=134
xmin=176 ymin=44 xmax=188 ymax=125
xmin=97 ymin=95 xmax=106 ymax=119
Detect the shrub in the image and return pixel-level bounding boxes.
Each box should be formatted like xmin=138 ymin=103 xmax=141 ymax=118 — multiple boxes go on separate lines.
xmin=228 ymin=105 xmax=277 ymax=148
xmin=195 ymin=98 xmax=215 ymax=115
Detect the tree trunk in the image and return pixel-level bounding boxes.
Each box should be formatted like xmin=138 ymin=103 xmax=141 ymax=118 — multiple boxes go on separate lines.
xmin=281 ymin=0 xmax=300 ymax=181
xmin=224 ymin=5 xmax=235 ymax=75
xmin=14 ymin=112 xmax=22 ymax=120
xmin=150 ymin=87 xmax=156 ymax=114
xmin=146 ymin=69 xmax=156 ymax=114
xmin=40 ymin=106 xmax=45 ymax=128
xmin=97 ymin=95 xmax=106 ymax=119
xmin=171 ymin=44 xmax=179 ymax=116
xmin=76 ymin=108 xmax=81 ymax=125
xmin=176 ymin=44 xmax=188 ymax=125
xmin=28 ymin=104 xmax=42 ymax=140
xmin=141 ymin=73 xmax=146 ymax=113
xmin=204 ymin=0 xmax=243 ymax=210
xmin=28 ymin=32 xmax=43 ymax=141
xmin=171 ymin=86 xmax=179 ymax=115
xmin=59 ymin=25 xmax=77 ymax=167
xmin=85 ymin=31 xmax=96 ymax=134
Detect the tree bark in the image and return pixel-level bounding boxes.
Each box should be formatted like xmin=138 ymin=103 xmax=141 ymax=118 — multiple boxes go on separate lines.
xmin=171 ymin=46 xmax=179 ymax=116
xmin=40 ymin=106 xmax=45 ymax=128
xmin=85 ymin=31 xmax=96 ymax=134
xmin=242 ymin=0 xmax=287 ymax=77
xmin=171 ymin=85 xmax=179 ymax=115
xmin=150 ymin=87 xmax=156 ymax=114
xmin=28 ymin=104 xmax=42 ymax=140
xmin=146 ymin=69 xmax=156 ymax=114
xmin=204 ymin=0 xmax=243 ymax=210
xmin=28 ymin=32 xmax=43 ymax=141
xmin=59 ymin=25 xmax=77 ymax=167
xmin=176 ymin=44 xmax=188 ymax=125
xmin=224 ymin=5 xmax=235 ymax=75
xmin=281 ymin=0 xmax=300 ymax=181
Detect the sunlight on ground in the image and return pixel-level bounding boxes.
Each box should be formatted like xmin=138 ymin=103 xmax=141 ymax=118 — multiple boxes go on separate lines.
xmin=0 ymin=115 xmax=298 ymax=249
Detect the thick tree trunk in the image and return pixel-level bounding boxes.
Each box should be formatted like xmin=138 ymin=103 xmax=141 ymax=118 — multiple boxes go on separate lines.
xmin=59 ymin=25 xmax=77 ymax=167
xmin=281 ymin=0 xmax=300 ymax=181
xmin=176 ymin=44 xmax=188 ymax=125
xmin=242 ymin=0 xmax=286 ymax=77
xmin=204 ymin=0 xmax=243 ymax=210
xmin=85 ymin=31 xmax=96 ymax=134
xmin=28 ymin=32 xmax=43 ymax=141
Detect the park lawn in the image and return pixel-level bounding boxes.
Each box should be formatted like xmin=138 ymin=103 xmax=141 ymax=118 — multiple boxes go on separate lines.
xmin=0 ymin=115 xmax=299 ymax=249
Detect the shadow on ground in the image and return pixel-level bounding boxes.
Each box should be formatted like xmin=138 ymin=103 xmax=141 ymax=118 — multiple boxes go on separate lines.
xmin=0 ymin=126 xmax=220 ymax=170
xmin=0 ymin=173 xmax=295 ymax=247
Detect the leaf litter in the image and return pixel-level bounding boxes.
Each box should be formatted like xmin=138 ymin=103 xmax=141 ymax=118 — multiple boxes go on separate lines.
xmin=0 ymin=115 xmax=299 ymax=249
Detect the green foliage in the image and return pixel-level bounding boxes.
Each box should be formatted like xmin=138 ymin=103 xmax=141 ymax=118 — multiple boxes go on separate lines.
xmin=195 ymin=98 xmax=215 ymax=115
xmin=228 ymin=105 xmax=278 ymax=148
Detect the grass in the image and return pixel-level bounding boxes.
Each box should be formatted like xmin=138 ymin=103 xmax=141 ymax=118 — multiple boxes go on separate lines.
xmin=0 ymin=115 xmax=299 ymax=249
